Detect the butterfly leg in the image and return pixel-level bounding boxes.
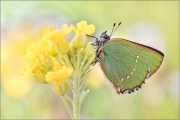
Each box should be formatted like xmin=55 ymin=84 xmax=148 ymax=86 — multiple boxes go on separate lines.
xmin=86 ymin=34 xmax=98 ymax=39
xmin=91 ymin=56 xmax=101 ymax=66
xmin=86 ymin=34 xmax=99 ymax=46
xmin=91 ymin=59 xmax=98 ymax=66
xmin=92 ymin=48 xmax=102 ymax=65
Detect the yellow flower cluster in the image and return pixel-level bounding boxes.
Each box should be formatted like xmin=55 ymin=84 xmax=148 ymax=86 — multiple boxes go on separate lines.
xmin=22 ymin=21 xmax=95 ymax=95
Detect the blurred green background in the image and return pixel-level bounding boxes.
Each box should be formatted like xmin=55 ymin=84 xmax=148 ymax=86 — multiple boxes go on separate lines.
xmin=1 ymin=1 xmax=179 ymax=119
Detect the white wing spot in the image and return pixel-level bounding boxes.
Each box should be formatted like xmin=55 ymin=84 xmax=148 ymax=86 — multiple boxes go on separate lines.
xmin=121 ymin=56 xmax=139 ymax=82
xmin=135 ymin=56 xmax=139 ymax=62
xmin=120 ymin=78 xmax=124 ymax=82
xmin=136 ymin=58 xmax=138 ymax=62
xmin=145 ymin=59 xmax=151 ymax=79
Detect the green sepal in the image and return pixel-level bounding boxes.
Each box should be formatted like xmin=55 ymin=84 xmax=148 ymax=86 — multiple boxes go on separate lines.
xmin=53 ymin=82 xmax=68 ymax=96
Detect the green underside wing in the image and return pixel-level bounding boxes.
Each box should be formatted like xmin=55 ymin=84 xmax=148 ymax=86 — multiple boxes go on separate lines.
xmin=99 ymin=38 xmax=164 ymax=94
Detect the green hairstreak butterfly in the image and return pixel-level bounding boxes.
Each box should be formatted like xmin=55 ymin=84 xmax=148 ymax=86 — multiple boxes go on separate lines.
xmin=87 ymin=22 xmax=164 ymax=94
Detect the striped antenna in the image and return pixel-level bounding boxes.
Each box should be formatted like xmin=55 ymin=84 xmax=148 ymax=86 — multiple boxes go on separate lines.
xmin=110 ymin=22 xmax=122 ymax=37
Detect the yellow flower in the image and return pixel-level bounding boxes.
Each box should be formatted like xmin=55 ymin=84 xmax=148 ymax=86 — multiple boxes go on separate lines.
xmin=51 ymin=24 xmax=72 ymax=40
xmin=32 ymin=64 xmax=47 ymax=83
xmin=25 ymin=42 xmax=52 ymax=69
xmin=50 ymin=24 xmax=73 ymax=54
xmin=71 ymin=21 xmax=95 ymax=49
xmin=71 ymin=34 xmax=88 ymax=48
xmin=53 ymin=57 xmax=63 ymax=70
xmin=38 ymin=25 xmax=57 ymax=56
xmin=46 ymin=66 xmax=73 ymax=95
xmin=38 ymin=24 xmax=73 ymax=55
xmin=23 ymin=21 xmax=96 ymax=99
xmin=38 ymin=25 xmax=55 ymax=39
xmin=84 ymin=42 xmax=96 ymax=60
xmin=73 ymin=21 xmax=95 ymax=35
xmin=54 ymin=38 xmax=70 ymax=54
xmin=38 ymin=53 xmax=53 ymax=70
xmin=41 ymin=40 xmax=57 ymax=56
xmin=46 ymin=66 xmax=72 ymax=84
xmin=24 ymin=42 xmax=53 ymax=83
xmin=25 ymin=42 xmax=43 ymax=58
xmin=24 ymin=43 xmax=42 ymax=74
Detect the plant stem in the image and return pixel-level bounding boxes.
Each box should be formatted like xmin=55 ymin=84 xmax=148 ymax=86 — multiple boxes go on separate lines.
xmin=62 ymin=49 xmax=90 ymax=119
xmin=61 ymin=96 xmax=74 ymax=119
xmin=72 ymin=73 xmax=80 ymax=119
xmin=71 ymin=50 xmax=82 ymax=119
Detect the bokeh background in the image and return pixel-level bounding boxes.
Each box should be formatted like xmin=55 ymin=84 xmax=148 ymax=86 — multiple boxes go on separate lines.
xmin=1 ymin=1 xmax=179 ymax=119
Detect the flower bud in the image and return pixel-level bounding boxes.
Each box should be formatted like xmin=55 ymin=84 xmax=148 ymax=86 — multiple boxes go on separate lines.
xmin=53 ymin=82 xmax=68 ymax=96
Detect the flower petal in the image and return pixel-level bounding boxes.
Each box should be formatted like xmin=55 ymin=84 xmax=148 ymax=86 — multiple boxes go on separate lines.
xmin=87 ymin=24 xmax=95 ymax=35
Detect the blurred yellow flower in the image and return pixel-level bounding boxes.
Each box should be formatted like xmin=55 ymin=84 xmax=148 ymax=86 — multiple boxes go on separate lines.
xmin=1 ymin=27 xmax=37 ymax=99
xmin=38 ymin=24 xmax=55 ymax=39
xmin=32 ymin=64 xmax=47 ymax=83
xmin=26 ymin=42 xmax=43 ymax=58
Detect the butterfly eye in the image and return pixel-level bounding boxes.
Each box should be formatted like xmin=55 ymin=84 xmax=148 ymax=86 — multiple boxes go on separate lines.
xmin=103 ymin=36 xmax=110 ymax=39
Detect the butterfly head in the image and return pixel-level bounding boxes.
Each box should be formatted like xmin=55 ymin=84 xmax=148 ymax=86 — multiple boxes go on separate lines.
xmin=99 ymin=22 xmax=122 ymax=45
xmin=99 ymin=31 xmax=111 ymax=44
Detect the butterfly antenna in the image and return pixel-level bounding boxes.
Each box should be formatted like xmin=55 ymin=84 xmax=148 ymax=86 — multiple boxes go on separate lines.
xmin=109 ymin=22 xmax=116 ymax=37
xmin=110 ymin=22 xmax=122 ymax=37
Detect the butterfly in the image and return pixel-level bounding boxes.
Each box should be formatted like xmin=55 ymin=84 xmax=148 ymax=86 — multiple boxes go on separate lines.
xmin=87 ymin=22 xmax=164 ymax=94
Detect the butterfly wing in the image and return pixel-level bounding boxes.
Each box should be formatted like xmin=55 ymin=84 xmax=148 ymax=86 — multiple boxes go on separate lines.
xmin=99 ymin=38 xmax=164 ymax=94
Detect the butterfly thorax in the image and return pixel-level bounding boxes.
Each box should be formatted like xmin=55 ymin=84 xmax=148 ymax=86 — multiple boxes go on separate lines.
xmin=87 ymin=31 xmax=111 ymax=66
xmin=98 ymin=31 xmax=111 ymax=46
